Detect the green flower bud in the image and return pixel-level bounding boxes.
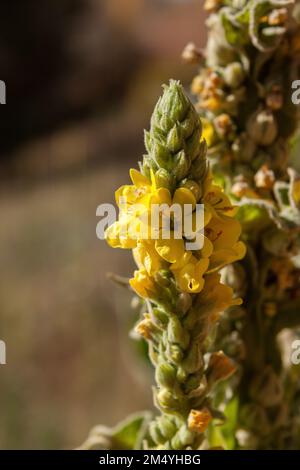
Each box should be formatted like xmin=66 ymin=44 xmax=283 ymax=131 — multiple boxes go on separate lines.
xmin=167 ymin=344 xmax=184 ymax=363
xmin=177 ymin=425 xmax=195 ymax=447
xmin=168 ymin=316 xmax=190 ymax=349
xmin=167 ymin=125 xmax=183 ymax=153
xmin=159 ymin=415 xmax=178 ymax=440
xmin=142 ymin=80 xmax=207 ymax=191
xmin=182 ymin=342 xmax=204 ymax=374
xmin=156 ymin=362 xmax=177 ymax=388
xmin=156 ymin=388 xmax=180 ymax=412
xmin=149 ymin=421 xmax=166 ymax=445
xmin=154 ymin=168 xmax=175 ymax=191
xmin=173 ymin=150 xmax=190 ymax=181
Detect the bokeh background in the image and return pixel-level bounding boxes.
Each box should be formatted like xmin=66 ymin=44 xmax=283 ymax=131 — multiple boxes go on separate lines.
xmin=0 ymin=0 xmax=207 ymax=449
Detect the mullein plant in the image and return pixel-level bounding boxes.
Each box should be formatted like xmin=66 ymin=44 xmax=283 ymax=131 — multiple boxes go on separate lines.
xmin=81 ymin=81 xmax=246 ymax=450
xmin=183 ymin=0 xmax=300 ymax=449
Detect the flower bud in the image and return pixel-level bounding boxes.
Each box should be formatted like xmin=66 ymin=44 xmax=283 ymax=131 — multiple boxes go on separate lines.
xmin=154 ymin=168 xmax=174 ymax=191
xmin=159 ymin=415 xmax=177 ymax=440
xmin=167 ymin=125 xmax=183 ymax=153
xmin=168 ymin=316 xmax=190 ymax=349
xmin=177 ymin=425 xmax=194 ymax=447
xmin=182 ymin=342 xmax=204 ymax=374
xmin=246 ymin=109 xmax=278 ymax=146
xmin=156 ymin=388 xmax=180 ymax=411
xmin=149 ymin=421 xmax=166 ymax=445
xmin=187 ymin=408 xmax=212 ymax=433
xmin=142 ymin=80 xmax=207 ymax=189
xmin=156 ymin=362 xmax=177 ymax=388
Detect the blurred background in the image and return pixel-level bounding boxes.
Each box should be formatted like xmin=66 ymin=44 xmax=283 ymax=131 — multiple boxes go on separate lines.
xmin=0 ymin=0 xmax=207 ymax=449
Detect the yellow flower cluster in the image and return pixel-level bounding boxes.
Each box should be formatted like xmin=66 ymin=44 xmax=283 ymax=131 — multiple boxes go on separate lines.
xmin=105 ymin=168 xmax=245 ymax=296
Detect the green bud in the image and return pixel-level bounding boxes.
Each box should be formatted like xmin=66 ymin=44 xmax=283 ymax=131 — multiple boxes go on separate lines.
xmin=154 ymin=168 xmax=174 ymax=190
xmin=151 ymin=141 xmax=172 ymax=169
xmin=149 ymin=421 xmax=166 ymax=445
xmin=152 ymin=307 xmax=169 ymax=325
xmin=156 ymin=388 xmax=180 ymax=412
xmin=156 ymin=362 xmax=177 ymax=388
xmin=160 ymin=80 xmax=190 ymax=122
xmin=159 ymin=415 xmax=178 ymax=440
xmin=167 ymin=344 xmax=184 ymax=363
xmin=181 ymin=110 xmax=199 ymax=139
xmin=177 ymin=425 xmax=195 ymax=447
xmin=167 ymin=125 xmax=183 ymax=153
xmin=168 ymin=316 xmax=190 ymax=349
xmin=186 ymin=127 xmax=202 ymax=162
xmin=173 ymin=150 xmax=190 ymax=181
xmin=181 ymin=342 xmax=204 ymax=374
xmin=142 ymin=80 xmax=207 ymax=190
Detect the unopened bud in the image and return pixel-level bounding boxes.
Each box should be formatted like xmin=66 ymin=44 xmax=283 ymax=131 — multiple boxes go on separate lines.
xmin=156 ymin=362 xmax=177 ymax=388
xmin=168 ymin=317 xmax=190 ymax=349
xmin=182 ymin=42 xmax=204 ymax=64
xmin=156 ymin=388 xmax=179 ymax=411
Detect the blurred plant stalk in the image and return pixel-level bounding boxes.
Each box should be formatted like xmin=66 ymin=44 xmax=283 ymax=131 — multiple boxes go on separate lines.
xmin=188 ymin=0 xmax=300 ymax=449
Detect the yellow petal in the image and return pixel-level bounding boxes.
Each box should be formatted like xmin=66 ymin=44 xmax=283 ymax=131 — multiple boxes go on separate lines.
xmin=133 ymin=240 xmax=163 ymax=275
xmin=205 ymin=216 xmax=242 ymax=251
xmin=129 ymin=269 xmax=156 ymax=299
xmin=173 ymin=187 xmax=196 ymax=209
xmin=200 ymin=236 xmax=214 ymax=258
xmin=155 ymin=238 xmax=186 ymax=264
xmin=170 ymin=250 xmax=193 ymax=270
xmin=173 ymin=258 xmax=209 ymax=293
xmin=208 ymin=241 xmax=246 ymax=272
xmin=150 ymin=187 xmax=172 ymax=206
xmin=130 ymin=168 xmax=150 ymax=187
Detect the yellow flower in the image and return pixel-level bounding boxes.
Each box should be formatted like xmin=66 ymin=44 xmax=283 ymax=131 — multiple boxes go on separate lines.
xmin=195 ymin=272 xmax=242 ymax=323
xmin=129 ymin=268 xmax=157 ymax=299
xmin=133 ymin=239 xmax=165 ymax=276
xmin=172 ymin=256 xmax=209 ymax=293
xmin=205 ymin=212 xmax=246 ymax=271
xmin=107 ymin=167 xmax=246 ymax=296
xmin=204 ymin=176 xmax=238 ymax=218
xmin=105 ymin=169 xmax=200 ymax=249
